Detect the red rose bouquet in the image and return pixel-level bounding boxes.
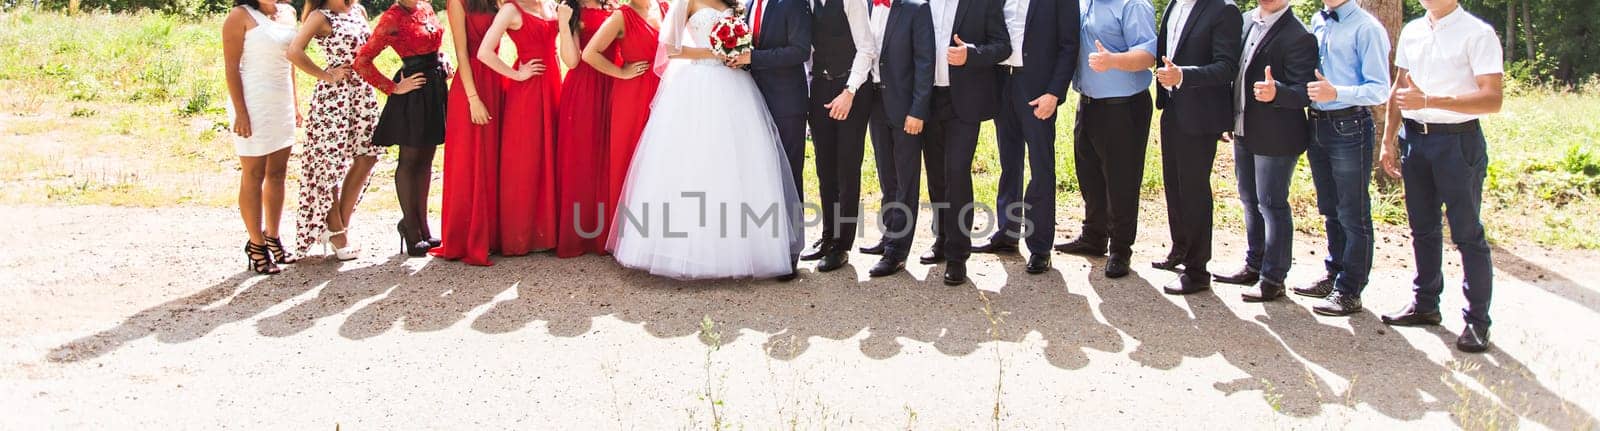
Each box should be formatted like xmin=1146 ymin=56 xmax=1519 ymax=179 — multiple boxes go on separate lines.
xmin=708 ymin=12 xmax=752 ymax=60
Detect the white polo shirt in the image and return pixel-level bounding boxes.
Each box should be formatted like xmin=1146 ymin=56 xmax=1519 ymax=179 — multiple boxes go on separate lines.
xmin=1393 ymin=5 xmax=1503 ymax=125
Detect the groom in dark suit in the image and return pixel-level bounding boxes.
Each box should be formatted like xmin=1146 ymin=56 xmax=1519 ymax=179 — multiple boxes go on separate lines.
xmin=919 ymin=0 xmax=1010 ymax=285
xmin=865 ymin=0 xmax=936 ymax=277
xmin=731 ymin=0 xmax=812 ymax=280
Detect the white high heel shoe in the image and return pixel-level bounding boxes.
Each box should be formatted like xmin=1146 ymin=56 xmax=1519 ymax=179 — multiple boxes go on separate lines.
xmin=319 ymin=229 xmax=361 ymax=261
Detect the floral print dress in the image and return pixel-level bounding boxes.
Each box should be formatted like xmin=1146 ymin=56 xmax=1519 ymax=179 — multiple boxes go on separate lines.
xmin=295 ymin=6 xmax=384 ymax=255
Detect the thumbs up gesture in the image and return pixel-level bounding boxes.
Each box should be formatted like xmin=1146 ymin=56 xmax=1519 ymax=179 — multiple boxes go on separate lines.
xmin=1253 ymin=66 xmax=1278 ymax=102
xmin=1155 ymin=56 xmax=1183 ymax=88
xmin=947 ymin=34 xmax=969 ymax=66
xmin=1307 ymin=69 xmax=1337 ymax=103
xmin=1088 ymin=40 xmax=1112 ymax=73
xmin=1393 ymin=73 xmax=1429 ymax=110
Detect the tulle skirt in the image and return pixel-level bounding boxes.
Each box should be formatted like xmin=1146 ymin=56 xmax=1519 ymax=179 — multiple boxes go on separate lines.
xmin=607 ymin=60 xmax=802 ymax=280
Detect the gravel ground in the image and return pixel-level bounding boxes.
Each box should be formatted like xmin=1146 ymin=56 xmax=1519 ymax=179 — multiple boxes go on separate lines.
xmin=2 ymin=205 xmax=1597 ymax=429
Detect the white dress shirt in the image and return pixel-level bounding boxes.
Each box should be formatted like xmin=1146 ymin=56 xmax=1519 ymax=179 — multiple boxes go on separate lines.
xmin=869 ymin=2 xmax=890 ymax=83
xmin=1000 ymin=0 xmax=1028 ymax=67
xmin=817 ymin=0 xmax=881 ymax=92
xmin=1394 ymin=5 xmax=1503 ymax=124
xmin=930 ymin=0 xmax=960 ymax=86
xmin=1164 ymin=0 xmax=1196 ymax=59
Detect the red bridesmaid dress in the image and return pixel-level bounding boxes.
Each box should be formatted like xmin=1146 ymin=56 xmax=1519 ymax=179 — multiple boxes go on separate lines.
xmin=603 ymin=4 xmax=663 ymax=252
xmin=555 ymin=6 xmax=617 ymax=258
xmin=432 ymin=10 xmax=504 ymax=266
xmin=498 ymin=3 xmax=562 ymax=256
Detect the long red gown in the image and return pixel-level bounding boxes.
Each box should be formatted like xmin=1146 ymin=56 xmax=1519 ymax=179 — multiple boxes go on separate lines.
xmin=555 ymin=7 xmax=617 ymax=258
xmin=602 ymin=4 xmax=663 ymax=252
xmin=498 ymin=3 xmax=562 ymax=256
xmin=431 ymin=11 xmax=503 ymax=266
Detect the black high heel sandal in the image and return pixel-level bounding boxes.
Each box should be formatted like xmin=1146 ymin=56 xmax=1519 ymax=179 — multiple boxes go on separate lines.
xmin=245 ymin=241 xmax=281 ymax=275
xmin=397 ymin=221 xmax=430 ymax=257
xmin=263 ymin=236 xmax=298 ymax=264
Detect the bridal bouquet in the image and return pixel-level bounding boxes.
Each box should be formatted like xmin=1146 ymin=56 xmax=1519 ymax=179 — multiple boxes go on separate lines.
xmin=708 ymin=12 xmax=752 ymax=59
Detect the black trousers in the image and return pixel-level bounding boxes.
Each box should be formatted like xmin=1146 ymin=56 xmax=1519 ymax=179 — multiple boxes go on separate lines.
xmin=774 ymin=113 xmax=807 ymax=262
xmin=1074 ymin=92 xmax=1152 ymax=259
xmin=991 ymin=70 xmax=1058 ymax=254
xmin=809 ymin=76 xmax=874 ymax=249
xmin=1159 ymin=114 xmax=1220 ymax=277
xmin=870 ymin=84 xmax=926 ymax=261
xmin=924 ymin=87 xmax=980 ymax=264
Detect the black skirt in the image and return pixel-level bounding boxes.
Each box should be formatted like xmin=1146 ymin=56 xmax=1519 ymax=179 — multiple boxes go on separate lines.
xmin=372 ymin=54 xmax=448 ymax=147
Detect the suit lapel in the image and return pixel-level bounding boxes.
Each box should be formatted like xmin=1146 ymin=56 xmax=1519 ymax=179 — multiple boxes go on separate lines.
xmin=1251 ymin=13 xmax=1291 ymax=64
xmin=1172 ymin=0 xmax=1211 ymax=57
xmin=950 ymin=0 xmax=971 ymax=42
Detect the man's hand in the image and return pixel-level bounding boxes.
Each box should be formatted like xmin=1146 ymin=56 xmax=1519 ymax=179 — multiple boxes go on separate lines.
xmin=1393 ymin=73 xmax=1428 ymax=110
xmin=726 ymin=51 xmax=752 ymax=68
xmin=1253 ymin=66 xmax=1277 ymax=102
xmin=904 ymin=116 xmax=924 ymax=135
xmin=1087 ymin=40 xmax=1111 ymax=73
xmin=1155 ymin=56 xmax=1182 ymax=88
xmin=1307 ymin=69 xmax=1337 ymax=103
xmin=947 ymin=35 xmax=969 ymax=66
xmin=824 ymin=90 xmax=856 ymax=120
xmin=1028 ymin=94 xmax=1058 ymax=120
xmin=1379 ymin=138 xmax=1403 ymax=179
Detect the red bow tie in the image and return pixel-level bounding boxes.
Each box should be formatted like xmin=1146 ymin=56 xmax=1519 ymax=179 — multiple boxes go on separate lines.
xmin=873 ymin=0 xmax=890 ymax=8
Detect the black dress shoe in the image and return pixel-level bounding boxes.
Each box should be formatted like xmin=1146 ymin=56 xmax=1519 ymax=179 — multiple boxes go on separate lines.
xmin=1381 ymin=303 xmax=1443 ymax=326
xmin=859 ymin=240 xmax=887 ymax=255
xmin=1025 ymin=253 xmax=1051 ymax=274
xmin=816 ymin=250 xmax=849 ymax=272
xmin=1104 ymin=256 xmax=1131 ymax=279
xmin=1242 ymin=279 xmax=1286 ymax=303
xmin=1053 ymin=238 xmax=1106 ymax=257
xmin=920 ymin=244 xmax=946 ymax=265
xmin=1213 ymin=266 xmax=1261 ymax=285
xmin=1456 ymin=323 xmax=1490 ymax=353
xmin=1293 ymin=275 xmax=1336 ymax=298
xmin=943 ymin=260 xmax=968 ymax=286
xmin=775 ymin=269 xmax=800 ymax=282
xmin=1151 ymin=256 xmax=1184 ymax=272
xmin=868 ymin=257 xmax=905 ymax=277
xmin=1312 ymin=291 xmax=1363 ymax=316
xmin=1163 ymin=273 xmax=1211 ymax=295
xmin=971 ymin=239 xmax=1019 ymax=254
xmin=800 ymin=239 xmax=830 ymax=261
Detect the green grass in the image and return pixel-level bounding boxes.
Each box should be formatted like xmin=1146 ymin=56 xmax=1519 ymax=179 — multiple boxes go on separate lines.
xmin=3 ymin=10 xmax=1599 ymax=249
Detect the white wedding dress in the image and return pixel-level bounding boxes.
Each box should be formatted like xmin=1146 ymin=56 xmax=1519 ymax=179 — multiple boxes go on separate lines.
xmin=608 ymin=6 xmax=802 ymax=280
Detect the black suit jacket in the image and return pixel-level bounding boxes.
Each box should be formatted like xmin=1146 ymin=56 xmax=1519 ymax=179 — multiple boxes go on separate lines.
xmin=1237 ymin=12 xmax=1317 ymax=157
xmin=943 ymin=0 xmax=1010 ymax=123
xmin=1005 ymin=0 xmax=1078 ymax=101
xmin=876 ymin=0 xmax=936 ymax=127
xmin=748 ymin=0 xmax=813 ymax=118
xmin=1155 ymin=0 xmax=1242 ymax=135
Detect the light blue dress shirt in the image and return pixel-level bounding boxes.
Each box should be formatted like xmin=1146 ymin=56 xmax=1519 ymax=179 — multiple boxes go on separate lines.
xmin=1074 ymin=0 xmax=1159 ymax=99
xmin=1310 ymin=0 xmax=1392 ymax=110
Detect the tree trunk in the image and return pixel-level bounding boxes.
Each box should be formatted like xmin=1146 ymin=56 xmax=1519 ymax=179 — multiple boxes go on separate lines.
xmin=1522 ymin=0 xmax=1535 ymax=63
xmin=1505 ymin=0 xmax=1516 ymax=62
xmin=1361 ymin=0 xmax=1404 ymax=188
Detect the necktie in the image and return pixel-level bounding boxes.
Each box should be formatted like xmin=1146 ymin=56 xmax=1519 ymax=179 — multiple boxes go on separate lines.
xmin=873 ymin=0 xmax=889 ymax=9
xmin=751 ymin=0 xmax=765 ymax=46
xmin=1321 ymin=9 xmax=1339 ymax=22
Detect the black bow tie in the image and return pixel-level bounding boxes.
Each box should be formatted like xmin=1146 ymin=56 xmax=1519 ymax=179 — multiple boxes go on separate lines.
xmin=1321 ymin=9 xmax=1340 ymax=21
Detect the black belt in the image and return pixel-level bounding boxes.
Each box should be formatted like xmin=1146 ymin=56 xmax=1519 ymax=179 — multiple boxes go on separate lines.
xmin=812 ymin=70 xmax=850 ymax=81
xmin=1404 ymin=119 xmax=1480 ymax=136
xmin=1080 ymin=90 xmax=1148 ymax=106
xmin=1309 ymin=106 xmax=1368 ymax=120
xmin=1000 ymin=65 xmax=1023 ymax=75
xmin=400 ymin=53 xmax=443 ymax=74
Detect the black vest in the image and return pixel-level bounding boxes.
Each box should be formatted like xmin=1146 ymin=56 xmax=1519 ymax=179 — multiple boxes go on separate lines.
xmin=811 ymin=0 xmax=858 ymax=80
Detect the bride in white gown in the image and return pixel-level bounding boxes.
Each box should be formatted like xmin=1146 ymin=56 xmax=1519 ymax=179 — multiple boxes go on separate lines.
xmin=607 ymin=0 xmax=802 ymax=280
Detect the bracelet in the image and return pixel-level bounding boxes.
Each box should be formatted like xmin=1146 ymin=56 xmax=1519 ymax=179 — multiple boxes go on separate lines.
xmin=1422 ymin=95 xmax=1430 ymax=109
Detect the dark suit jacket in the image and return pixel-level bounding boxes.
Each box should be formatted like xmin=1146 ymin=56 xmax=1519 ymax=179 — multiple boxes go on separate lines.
xmin=1237 ymin=11 xmax=1317 ymax=157
xmin=1006 ymin=0 xmax=1078 ymax=101
xmin=943 ymin=0 xmax=1010 ymax=123
xmin=1155 ymin=0 xmax=1241 ymax=135
xmin=876 ymin=0 xmax=936 ymax=127
xmin=747 ymin=0 xmax=813 ymax=118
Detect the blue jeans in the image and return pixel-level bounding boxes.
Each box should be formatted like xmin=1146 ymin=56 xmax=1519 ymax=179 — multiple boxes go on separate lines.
xmin=1400 ymin=124 xmax=1494 ymax=327
xmin=1234 ymin=143 xmax=1299 ymax=285
xmin=1308 ymin=112 xmax=1375 ymax=296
